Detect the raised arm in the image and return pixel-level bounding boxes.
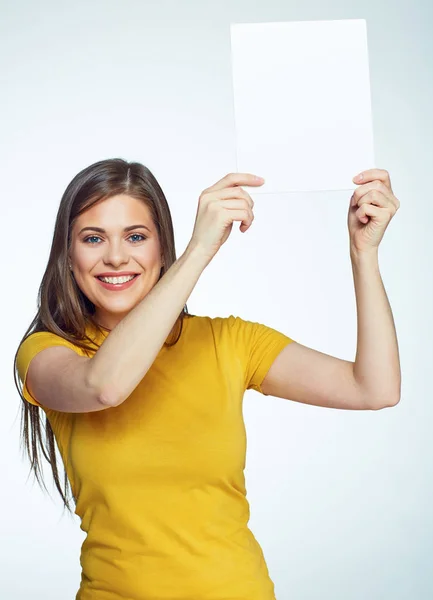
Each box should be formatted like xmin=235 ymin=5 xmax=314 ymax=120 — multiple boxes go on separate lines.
xmin=88 ymin=172 xmax=263 ymax=408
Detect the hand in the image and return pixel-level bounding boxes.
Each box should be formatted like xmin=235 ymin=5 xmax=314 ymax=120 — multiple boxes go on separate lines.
xmin=187 ymin=172 xmax=264 ymax=265
xmin=348 ymin=168 xmax=400 ymax=255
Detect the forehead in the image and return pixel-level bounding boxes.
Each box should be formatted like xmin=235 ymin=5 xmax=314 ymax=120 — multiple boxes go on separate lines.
xmin=74 ymin=194 xmax=153 ymax=229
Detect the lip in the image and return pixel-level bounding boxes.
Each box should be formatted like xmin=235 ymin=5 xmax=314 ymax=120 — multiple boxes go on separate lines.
xmin=95 ymin=273 xmax=141 ymax=292
xmin=95 ymin=271 xmax=140 ymax=277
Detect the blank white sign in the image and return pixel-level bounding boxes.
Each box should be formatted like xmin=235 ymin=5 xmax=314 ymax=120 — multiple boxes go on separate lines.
xmin=230 ymin=19 xmax=375 ymax=194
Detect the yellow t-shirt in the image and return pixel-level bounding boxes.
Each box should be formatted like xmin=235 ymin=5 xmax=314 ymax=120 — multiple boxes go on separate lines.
xmin=16 ymin=313 xmax=294 ymax=600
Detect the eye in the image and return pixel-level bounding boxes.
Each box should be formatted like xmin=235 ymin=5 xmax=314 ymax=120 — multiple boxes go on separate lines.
xmin=83 ymin=235 xmax=102 ymax=244
xmin=83 ymin=234 xmax=147 ymax=244
xmin=129 ymin=234 xmax=147 ymax=243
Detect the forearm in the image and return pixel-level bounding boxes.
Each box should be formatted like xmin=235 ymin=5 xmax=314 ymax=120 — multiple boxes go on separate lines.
xmin=88 ymin=243 xmax=208 ymax=407
xmin=350 ymin=248 xmax=401 ymax=408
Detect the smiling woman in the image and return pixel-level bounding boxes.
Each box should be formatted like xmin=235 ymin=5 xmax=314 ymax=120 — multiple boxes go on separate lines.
xmin=14 ymin=159 xmax=297 ymax=600
xmin=13 ymin=150 xmax=405 ymax=600
xmin=14 ymin=158 xmax=191 ymax=508
xmin=13 ymin=156 xmax=401 ymax=599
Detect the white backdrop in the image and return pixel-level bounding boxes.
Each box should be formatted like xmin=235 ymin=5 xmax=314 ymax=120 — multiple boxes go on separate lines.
xmin=2 ymin=0 xmax=432 ymax=598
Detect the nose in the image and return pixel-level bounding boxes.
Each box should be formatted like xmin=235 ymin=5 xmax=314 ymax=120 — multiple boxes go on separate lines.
xmin=103 ymin=240 xmax=130 ymax=268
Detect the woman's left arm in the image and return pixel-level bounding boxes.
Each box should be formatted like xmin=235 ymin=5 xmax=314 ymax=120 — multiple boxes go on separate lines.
xmin=261 ymin=168 xmax=401 ymax=409
xmin=349 ymin=168 xmax=401 ymax=405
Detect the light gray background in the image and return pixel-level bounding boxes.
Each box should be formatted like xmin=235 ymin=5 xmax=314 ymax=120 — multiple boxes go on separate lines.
xmin=2 ymin=1 xmax=432 ymax=598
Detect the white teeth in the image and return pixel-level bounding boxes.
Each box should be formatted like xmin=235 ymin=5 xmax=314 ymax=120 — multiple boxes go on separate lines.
xmin=99 ymin=275 xmax=135 ymax=284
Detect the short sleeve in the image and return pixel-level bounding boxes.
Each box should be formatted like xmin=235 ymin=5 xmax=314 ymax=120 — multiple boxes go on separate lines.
xmin=16 ymin=332 xmax=82 ymax=407
xmin=227 ymin=315 xmax=295 ymax=396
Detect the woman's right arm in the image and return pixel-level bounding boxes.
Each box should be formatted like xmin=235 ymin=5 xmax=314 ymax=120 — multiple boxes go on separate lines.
xmin=88 ymin=244 xmax=209 ymax=407
xmin=90 ymin=172 xmax=263 ymax=408
xmin=26 ymin=173 xmax=263 ymax=412
xmin=24 ymin=246 xmax=208 ymax=413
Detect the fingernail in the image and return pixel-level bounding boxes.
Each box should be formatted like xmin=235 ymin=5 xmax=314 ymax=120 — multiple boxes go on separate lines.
xmin=353 ymin=173 xmax=363 ymax=182
xmin=255 ymin=176 xmax=265 ymax=182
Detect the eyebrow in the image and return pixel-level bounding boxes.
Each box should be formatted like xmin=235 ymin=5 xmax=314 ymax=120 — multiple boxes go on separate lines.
xmin=78 ymin=224 xmax=151 ymax=235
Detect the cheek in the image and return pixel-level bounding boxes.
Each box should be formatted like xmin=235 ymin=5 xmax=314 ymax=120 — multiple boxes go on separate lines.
xmin=74 ymin=249 xmax=95 ymax=270
xmin=71 ymin=244 xmax=100 ymax=277
xmin=136 ymin=243 xmax=161 ymax=264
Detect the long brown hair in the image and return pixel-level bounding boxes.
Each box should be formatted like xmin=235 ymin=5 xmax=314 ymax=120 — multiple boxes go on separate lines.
xmin=13 ymin=158 xmax=191 ymax=513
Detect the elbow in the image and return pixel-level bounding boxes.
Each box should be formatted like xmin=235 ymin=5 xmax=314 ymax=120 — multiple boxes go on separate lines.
xmin=385 ymin=388 xmax=401 ymax=408
xmin=96 ymin=385 xmax=124 ymax=408
xmin=387 ymin=395 xmax=401 ymax=408
xmin=85 ymin=365 xmax=122 ymax=408
xmin=370 ymin=395 xmax=401 ymax=410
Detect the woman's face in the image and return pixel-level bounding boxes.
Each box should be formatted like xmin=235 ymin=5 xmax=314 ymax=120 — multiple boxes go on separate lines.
xmin=69 ymin=194 xmax=163 ymax=330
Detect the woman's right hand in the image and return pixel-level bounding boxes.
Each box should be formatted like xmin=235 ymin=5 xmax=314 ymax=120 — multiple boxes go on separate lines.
xmin=187 ymin=172 xmax=265 ymax=266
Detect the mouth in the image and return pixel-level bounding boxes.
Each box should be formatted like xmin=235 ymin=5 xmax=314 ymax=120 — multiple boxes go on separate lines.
xmin=96 ymin=274 xmax=139 ymax=283
xmin=95 ymin=273 xmax=141 ymax=291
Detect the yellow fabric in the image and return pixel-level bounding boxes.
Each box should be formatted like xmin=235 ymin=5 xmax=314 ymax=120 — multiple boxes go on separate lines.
xmin=16 ymin=314 xmax=294 ymax=600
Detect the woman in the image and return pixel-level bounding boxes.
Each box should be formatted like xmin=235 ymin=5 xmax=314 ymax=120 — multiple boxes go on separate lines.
xmin=14 ymin=158 xmax=401 ymax=600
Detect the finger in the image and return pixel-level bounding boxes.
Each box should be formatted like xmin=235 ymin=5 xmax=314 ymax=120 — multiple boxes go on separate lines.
xmin=352 ymin=181 xmax=390 ymax=205
xmin=205 ymin=172 xmax=264 ymax=193
xmin=356 ymin=203 xmax=383 ymax=223
xmin=221 ymin=205 xmax=254 ymax=230
xmin=352 ymin=189 xmax=398 ymax=213
xmin=353 ymin=168 xmax=392 ymax=191
xmin=203 ymin=186 xmax=255 ymax=209
xmin=354 ymin=190 xmax=389 ymax=210
xmin=231 ymin=187 xmax=254 ymax=209
xmin=220 ymin=199 xmax=254 ymax=221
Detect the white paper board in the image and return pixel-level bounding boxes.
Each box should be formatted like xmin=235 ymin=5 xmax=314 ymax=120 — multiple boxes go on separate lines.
xmin=230 ymin=19 xmax=375 ymax=193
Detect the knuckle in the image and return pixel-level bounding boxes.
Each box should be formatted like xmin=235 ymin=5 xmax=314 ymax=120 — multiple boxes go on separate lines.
xmin=243 ymin=191 xmax=253 ymax=206
xmin=242 ymin=190 xmax=253 ymax=205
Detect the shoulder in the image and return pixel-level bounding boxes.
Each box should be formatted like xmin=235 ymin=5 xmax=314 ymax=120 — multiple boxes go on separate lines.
xmin=16 ymin=330 xmax=85 ymax=374
xmin=187 ymin=313 xmax=290 ymax=346
xmin=18 ymin=330 xmax=82 ymax=353
xmin=181 ymin=313 xmax=294 ymax=353
xmin=186 ymin=313 xmax=240 ymax=335
xmin=187 ymin=313 xmax=279 ymax=334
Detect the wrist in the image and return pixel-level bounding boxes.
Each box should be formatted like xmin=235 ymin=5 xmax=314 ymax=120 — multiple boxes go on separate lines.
xmin=350 ymin=246 xmax=379 ymax=265
xmin=183 ymin=241 xmax=211 ymax=270
xmin=350 ymin=251 xmax=380 ymax=279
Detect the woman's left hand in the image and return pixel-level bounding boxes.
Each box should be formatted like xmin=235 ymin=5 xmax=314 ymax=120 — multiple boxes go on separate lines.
xmin=348 ymin=168 xmax=400 ymax=254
